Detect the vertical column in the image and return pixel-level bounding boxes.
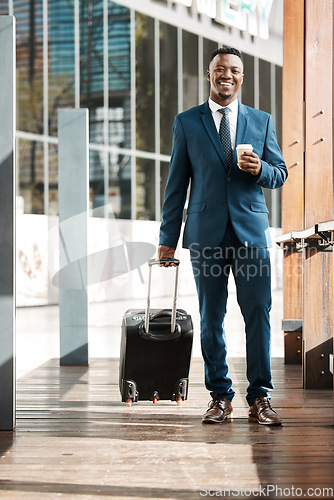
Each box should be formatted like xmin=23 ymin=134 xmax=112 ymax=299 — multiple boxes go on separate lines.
xmin=281 ymin=0 xmax=304 ymax=364
xmin=58 ymin=109 xmax=89 ymax=366
xmin=303 ymin=0 xmax=334 ymax=388
xmin=0 ymin=16 xmax=16 ymax=431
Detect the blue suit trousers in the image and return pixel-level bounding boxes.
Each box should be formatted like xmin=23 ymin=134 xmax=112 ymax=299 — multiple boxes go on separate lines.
xmin=190 ymin=220 xmax=274 ymax=406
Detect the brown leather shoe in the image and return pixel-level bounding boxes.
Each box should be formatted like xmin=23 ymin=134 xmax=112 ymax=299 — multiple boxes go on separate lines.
xmin=202 ymin=396 xmax=233 ymax=424
xmin=248 ymin=397 xmax=282 ymax=425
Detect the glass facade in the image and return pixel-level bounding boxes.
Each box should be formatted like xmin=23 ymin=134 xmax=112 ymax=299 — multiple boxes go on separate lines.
xmin=5 ymin=0 xmax=283 ymax=225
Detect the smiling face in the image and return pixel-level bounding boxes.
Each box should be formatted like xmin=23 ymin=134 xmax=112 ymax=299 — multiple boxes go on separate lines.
xmin=207 ymin=53 xmax=244 ymax=106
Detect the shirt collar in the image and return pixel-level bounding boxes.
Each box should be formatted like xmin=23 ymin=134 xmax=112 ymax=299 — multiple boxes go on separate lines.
xmin=208 ymin=97 xmax=239 ymax=115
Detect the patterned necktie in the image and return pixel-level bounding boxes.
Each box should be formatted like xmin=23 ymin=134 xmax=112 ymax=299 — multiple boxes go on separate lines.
xmin=218 ymin=107 xmax=233 ymax=166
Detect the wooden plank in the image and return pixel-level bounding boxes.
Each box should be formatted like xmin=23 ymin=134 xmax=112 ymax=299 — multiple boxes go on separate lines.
xmin=304 ymin=0 xmax=334 ymax=227
xmin=303 ymin=247 xmax=334 ymax=389
xmin=283 ymin=251 xmax=303 ymax=320
xmin=0 ymin=358 xmax=332 ymax=500
xmin=281 ymin=0 xmax=305 ymax=366
xmin=282 ymin=249 xmax=303 ymax=364
xmin=281 ymin=0 xmax=304 ymax=233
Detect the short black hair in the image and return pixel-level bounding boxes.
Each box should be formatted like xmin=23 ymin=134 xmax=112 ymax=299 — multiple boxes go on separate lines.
xmin=209 ymin=47 xmax=243 ymax=67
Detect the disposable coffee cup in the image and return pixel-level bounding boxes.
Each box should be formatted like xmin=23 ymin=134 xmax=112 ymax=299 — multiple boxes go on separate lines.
xmin=236 ymin=144 xmax=253 ymax=167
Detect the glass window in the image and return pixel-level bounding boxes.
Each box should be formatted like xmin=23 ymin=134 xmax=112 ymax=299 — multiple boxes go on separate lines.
xmin=242 ymin=53 xmax=254 ymax=108
xmin=259 ymin=59 xmax=271 ymax=113
xmin=135 ymin=13 xmax=155 ymax=153
xmin=160 ymin=22 xmax=177 ymax=156
xmin=108 ymin=1 xmax=131 ymax=150
xmin=48 ymin=0 xmax=75 ymax=136
xmin=89 ymin=148 xmax=105 ymax=213
xmin=183 ymin=30 xmax=198 ymax=110
xmin=108 ymin=2 xmax=131 ymax=219
xmin=109 ymin=152 xmax=131 ymax=219
xmin=17 ymin=139 xmax=44 ymax=214
xmin=136 ymin=158 xmax=155 ymax=220
xmin=203 ymin=38 xmax=217 ymax=100
xmin=80 ymin=0 xmax=104 ymax=145
xmin=0 ymin=3 xmax=9 ymax=15
xmin=88 ymin=148 xmax=131 ymax=219
xmin=48 ymin=143 xmax=58 ymax=216
xmin=15 ymin=0 xmax=44 ymax=134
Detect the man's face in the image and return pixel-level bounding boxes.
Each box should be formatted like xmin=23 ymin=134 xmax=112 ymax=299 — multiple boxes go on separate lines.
xmin=207 ymin=53 xmax=244 ymax=105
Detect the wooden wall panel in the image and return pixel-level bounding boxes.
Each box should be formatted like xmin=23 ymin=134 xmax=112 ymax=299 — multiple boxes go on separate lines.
xmin=281 ymin=0 xmax=304 ymax=364
xmin=302 ymin=0 xmax=334 ymax=389
xmin=303 ymin=248 xmax=334 ymax=388
xmin=283 ymin=250 xmax=303 ymax=364
xmin=283 ymin=250 xmax=303 ymax=320
xmin=282 ymin=0 xmax=304 ymax=233
xmin=282 ymin=0 xmax=334 ymax=381
xmin=304 ymin=0 xmax=334 ymax=227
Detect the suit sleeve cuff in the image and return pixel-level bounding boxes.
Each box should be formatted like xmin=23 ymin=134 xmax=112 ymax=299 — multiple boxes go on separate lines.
xmin=255 ymin=161 xmax=268 ymax=186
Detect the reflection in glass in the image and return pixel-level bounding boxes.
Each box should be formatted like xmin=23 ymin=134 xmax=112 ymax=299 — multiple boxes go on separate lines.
xmin=18 ymin=139 xmax=44 ymax=214
xmin=136 ymin=158 xmax=155 ymax=220
xmin=108 ymin=1 xmax=131 ymax=150
xmin=160 ymin=22 xmax=177 ymax=155
xmin=109 ymin=152 xmax=131 ymax=219
xmin=242 ymin=53 xmax=254 ymax=108
xmin=135 ymin=13 xmax=155 ymax=153
xmin=49 ymin=143 xmax=58 ymax=215
xmin=11 ymin=0 xmax=283 ymax=226
xmin=183 ymin=30 xmax=198 ymax=110
xmin=89 ymin=148 xmax=131 ymax=219
xmin=203 ymin=38 xmax=218 ymax=100
xmin=89 ymin=148 xmax=105 ymax=214
xmin=0 ymin=3 xmax=9 ymax=14
xmin=48 ymin=0 xmax=75 ymax=136
xmin=259 ymin=59 xmax=271 ymax=113
xmin=80 ymin=0 xmax=104 ymax=144
xmin=108 ymin=2 xmax=131 ymax=219
xmin=15 ymin=0 xmax=44 ymax=134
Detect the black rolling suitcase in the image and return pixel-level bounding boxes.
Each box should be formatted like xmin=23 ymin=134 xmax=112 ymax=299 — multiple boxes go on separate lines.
xmin=119 ymin=258 xmax=193 ymax=406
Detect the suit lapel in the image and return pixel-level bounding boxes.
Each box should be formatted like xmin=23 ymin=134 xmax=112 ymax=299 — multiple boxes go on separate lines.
xmin=234 ymin=102 xmax=249 ymax=164
xmin=199 ymin=101 xmax=229 ymax=171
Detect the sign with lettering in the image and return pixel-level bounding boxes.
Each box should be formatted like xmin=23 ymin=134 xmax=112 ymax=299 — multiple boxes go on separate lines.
xmin=167 ymin=0 xmax=273 ymax=40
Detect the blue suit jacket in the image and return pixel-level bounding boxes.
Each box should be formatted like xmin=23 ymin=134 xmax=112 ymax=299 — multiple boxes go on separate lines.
xmin=159 ymin=100 xmax=288 ymax=250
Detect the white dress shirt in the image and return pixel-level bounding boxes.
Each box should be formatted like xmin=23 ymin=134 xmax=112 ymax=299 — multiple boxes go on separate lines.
xmin=208 ymin=97 xmax=238 ymax=150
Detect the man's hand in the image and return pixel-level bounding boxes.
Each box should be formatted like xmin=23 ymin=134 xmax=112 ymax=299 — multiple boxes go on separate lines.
xmin=238 ymin=151 xmax=262 ymax=177
xmin=157 ymin=245 xmax=176 ymax=267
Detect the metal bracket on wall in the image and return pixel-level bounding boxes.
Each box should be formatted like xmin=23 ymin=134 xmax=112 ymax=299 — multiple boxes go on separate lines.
xmin=292 ymin=237 xmax=307 ymax=251
xmin=306 ymin=238 xmax=332 ymax=252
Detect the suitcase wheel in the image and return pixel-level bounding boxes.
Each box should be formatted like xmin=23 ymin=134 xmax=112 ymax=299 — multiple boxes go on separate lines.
xmin=172 ymin=378 xmax=188 ymax=404
xmin=151 ymin=391 xmax=159 ymax=404
xmin=122 ymin=380 xmax=138 ymax=405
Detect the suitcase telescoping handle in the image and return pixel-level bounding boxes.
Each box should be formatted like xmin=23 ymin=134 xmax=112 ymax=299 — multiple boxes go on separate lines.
xmin=144 ymin=258 xmax=180 ymax=335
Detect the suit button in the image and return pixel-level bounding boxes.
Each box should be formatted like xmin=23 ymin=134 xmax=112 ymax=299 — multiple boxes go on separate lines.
xmin=224 ymin=200 xmax=228 ymax=205
xmin=227 ymin=176 xmax=231 ymax=182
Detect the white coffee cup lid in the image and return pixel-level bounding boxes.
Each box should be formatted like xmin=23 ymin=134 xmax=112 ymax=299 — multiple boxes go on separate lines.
xmin=236 ymin=144 xmax=253 ymax=149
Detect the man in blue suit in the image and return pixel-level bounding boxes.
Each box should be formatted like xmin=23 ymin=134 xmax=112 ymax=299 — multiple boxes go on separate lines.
xmin=158 ymin=47 xmax=287 ymax=425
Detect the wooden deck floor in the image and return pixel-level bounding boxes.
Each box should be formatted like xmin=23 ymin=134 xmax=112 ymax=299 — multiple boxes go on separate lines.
xmin=0 ymin=358 xmax=333 ymax=499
